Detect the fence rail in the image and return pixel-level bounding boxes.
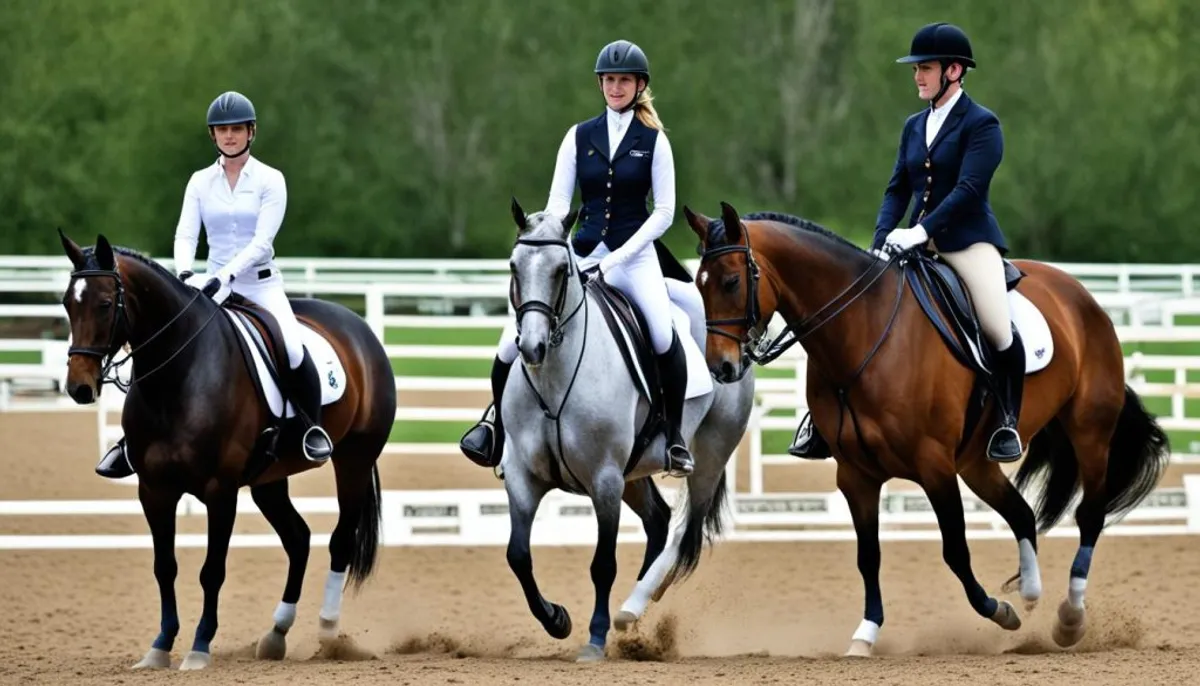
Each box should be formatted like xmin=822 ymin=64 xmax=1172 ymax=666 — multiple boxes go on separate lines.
xmin=1 ymin=475 xmax=1198 ymax=550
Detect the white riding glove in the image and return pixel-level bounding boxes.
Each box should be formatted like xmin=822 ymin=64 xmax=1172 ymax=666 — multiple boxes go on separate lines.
xmin=182 ymin=271 xmax=231 ymax=303
xmin=883 ymin=225 xmax=929 ymax=253
xmin=182 ymin=271 xmax=212 ymax=291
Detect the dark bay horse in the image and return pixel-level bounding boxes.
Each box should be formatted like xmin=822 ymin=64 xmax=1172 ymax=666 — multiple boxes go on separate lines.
xmin=686 ymin=203 xmax=1169 ymax=656
xmin=59 ymin=232 xmax=396 ymax=670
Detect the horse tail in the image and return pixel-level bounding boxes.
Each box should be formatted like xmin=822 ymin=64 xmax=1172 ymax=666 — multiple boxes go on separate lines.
xmin=1014 ymin=384 xmax=1170 ymax=533
xmin=669 ymin=470 xmax=729 ymax=583
xmin=1102 ymin=385 xmax=1170 ymax=523
xmin=1012 ymin=418 xmax=1076 ymax=532
xmin=346 ymin=461 xmax=383 ymax=591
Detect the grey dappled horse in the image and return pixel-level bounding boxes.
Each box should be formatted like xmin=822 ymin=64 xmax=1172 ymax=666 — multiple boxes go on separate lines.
xmin=501 ymin=199 xmax=756 ymax=661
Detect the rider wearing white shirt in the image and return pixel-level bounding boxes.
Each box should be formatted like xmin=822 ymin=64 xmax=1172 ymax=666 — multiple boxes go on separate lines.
xmin=94 ymin=91 xmax=333 ymax=479
xmin=458 ymin=39 xmax=705 ymax=478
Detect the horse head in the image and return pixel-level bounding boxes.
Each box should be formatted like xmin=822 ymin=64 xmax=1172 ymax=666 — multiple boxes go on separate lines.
xmin=508 ymin=197 xmax=580 ymax=368
xmin=59 ymin=229 xmax=131 ymax=403
xmin=59 ymin=229 xmax=216 ymax=403
xmin=686 ymin=201 xmax=779 ymax=383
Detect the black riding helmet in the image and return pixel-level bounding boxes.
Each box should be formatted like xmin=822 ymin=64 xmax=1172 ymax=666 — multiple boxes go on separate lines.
xmin=206 ymin=91 xmax=257 ymax=157
xmin=896 ymin=23 xmax=974 ymax=107
xmin=595 ymin=40 xmax=649 ymax=112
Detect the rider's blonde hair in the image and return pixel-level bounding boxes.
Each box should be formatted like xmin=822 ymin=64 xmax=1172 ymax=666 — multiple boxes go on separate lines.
xmin=634 ymin=86 xmax=665 ymax=131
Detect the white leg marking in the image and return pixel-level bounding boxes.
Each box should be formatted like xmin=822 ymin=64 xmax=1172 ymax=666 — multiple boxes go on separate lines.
xmin=620 ymin=530 xmax=681 ymax=622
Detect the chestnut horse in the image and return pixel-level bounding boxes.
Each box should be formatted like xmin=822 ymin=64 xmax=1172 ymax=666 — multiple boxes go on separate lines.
xmin=59 ymin=232 xmax=396 ymax=670
xmin=686 ymin=202 xmax=1169 ymax=656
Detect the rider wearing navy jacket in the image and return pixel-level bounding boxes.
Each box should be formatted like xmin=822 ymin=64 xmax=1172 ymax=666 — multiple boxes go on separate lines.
xmin=459 ymin=39 xmax=706 ymax=478
xmin=789 ymin=22 xmax=1025 ymax=464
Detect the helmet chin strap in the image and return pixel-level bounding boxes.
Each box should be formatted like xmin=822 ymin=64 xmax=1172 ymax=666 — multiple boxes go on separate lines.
xmin=619 ymin=88 xmax=642 ymax=113
xmin=930 ymin=61 xmax=961 ymax=109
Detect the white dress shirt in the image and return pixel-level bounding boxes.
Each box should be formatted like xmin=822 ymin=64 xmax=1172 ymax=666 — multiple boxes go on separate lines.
xmin=173 ymin=155 xmax=288 ymax=283
xmin=544 ymin=107 xmax=675 ymax=269
xmin=925 ymin=87 xmax=964 ymax=147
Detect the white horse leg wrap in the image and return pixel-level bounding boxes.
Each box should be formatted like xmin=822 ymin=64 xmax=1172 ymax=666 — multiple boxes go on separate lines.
xmin=851 ymin=619 xmax=880 ymax=645
xmin=320 ymin=570 xmax=346 ymax=621
xmin=272 ymin=601 xmax=297 ymax=633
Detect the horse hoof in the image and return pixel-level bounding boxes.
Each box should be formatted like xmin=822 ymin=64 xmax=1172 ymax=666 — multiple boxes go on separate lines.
xmin=614 ymin=610 xmax=638 ymax=632
xmin=179 ymin=650 xmax=211 ymax=670
xmin=844 ymin=639 xmax=873 ymax=657
xmin=544 ymin=603 xmax=572 ymax=640
xmin=1052 ymin=600 xmax=1086 ymax=648
xmin=132 ymin=647 xmax=171 ymax=669
xmin=576 ymin=642 xmax=606 ymax=662
xmin=318 ymin=616 xmax=339 ymax=642
xmin=255 ymin=627 xmax=288 ymax=660
xmin=990 ymin=600 xmax=1022 ymax=631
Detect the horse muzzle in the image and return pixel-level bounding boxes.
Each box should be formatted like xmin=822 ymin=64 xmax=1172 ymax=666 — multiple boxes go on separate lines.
xmin=712 ymin=354 xmax=750 ymax=384
xmin=66 ymin=379 xmax=98 ymax=404
xmin=519 ymin=338 xmax=547 ymax=368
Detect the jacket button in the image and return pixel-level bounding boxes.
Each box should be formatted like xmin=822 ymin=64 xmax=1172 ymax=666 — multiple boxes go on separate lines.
xmin=606 ymin=181 xmax=611 ymax=188
xmin=605 ymin=211 xmax=610 ymax=219
xmin=608 ymin=168 xmax=613 ymax=176
xmin=606 ymin=196 xmax=611 ymax=202
xmin=926 ymin=176 xmax=932 ymax=185
xmin=924 ymin=159 xmax=931 ymax=168
xmin=601 ymin=229 xmax=608 ymax=236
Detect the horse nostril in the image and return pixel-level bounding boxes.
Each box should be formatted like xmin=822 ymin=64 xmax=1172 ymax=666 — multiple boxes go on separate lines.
xmin=720 ymin=360 xmax=736 ymax=381
xmin=535 ymin=342 xmax=546 ymax=362
xmin=70 ymin=384 xmax=94 ymax=404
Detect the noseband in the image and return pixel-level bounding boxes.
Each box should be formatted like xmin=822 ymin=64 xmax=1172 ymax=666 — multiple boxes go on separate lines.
xmin=509 ymin=236 xmax=584 ymax=349
xmin=67 ymin=265 xmax=219 ymax=391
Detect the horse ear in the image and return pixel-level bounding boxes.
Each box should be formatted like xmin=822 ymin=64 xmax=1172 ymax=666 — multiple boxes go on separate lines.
xmin=719 ymin=201 xmax=744 ymax=244
xmin=59 ymin=228 xmax=86 ymax=270
xmin=95 ymin=234 xmax=115 ymax=271
xmin=560 ymin=206 xmax=579 ymax=238
xmin=511 ymin=196 xmax=527 ymax=233
xmin=683 ymin=205 xmax=710 ymax=244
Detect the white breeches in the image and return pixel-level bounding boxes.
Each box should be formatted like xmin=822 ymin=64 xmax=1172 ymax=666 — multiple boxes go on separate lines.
xmin=496 ymin=242 xmax=706 ymax=363
xmin=230 ymin=273 xmax=306 ymax=368
xmin=938 ymin=242 xmax=1013 ymax=351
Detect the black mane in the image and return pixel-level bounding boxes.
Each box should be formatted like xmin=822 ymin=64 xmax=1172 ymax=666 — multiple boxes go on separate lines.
xmin=703 ymin=211 xmax=864 ymax=254
xmin=82 ymin=244 xmax=192 ymax=295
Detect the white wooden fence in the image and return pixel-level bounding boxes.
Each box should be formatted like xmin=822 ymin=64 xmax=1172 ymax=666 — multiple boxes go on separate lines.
xmin=1 ymin=475 xmax=1198 ymax=550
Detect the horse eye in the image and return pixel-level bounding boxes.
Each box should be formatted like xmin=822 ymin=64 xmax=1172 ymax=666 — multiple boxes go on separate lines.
xmin=722 ymin=275 xmax=740 ymax=292
xmin=100 ymin=300 xmax=113 ymax=309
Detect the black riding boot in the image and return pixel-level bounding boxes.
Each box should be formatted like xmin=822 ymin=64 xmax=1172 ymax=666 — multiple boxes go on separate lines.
xmin=291 ymin=349 xmax=333 ymax=462
xmin=459 ymin=356 xmax=513 ymax=468
xmin=787 ymin=412 xmax=832 ymax=459
xmin=656 ymin=331 xmax=694 ymax=478
xmin=987 ymin=339 xmax=1026 ymax=463
xmin=95 ymin=437 xmax=135 ymax=479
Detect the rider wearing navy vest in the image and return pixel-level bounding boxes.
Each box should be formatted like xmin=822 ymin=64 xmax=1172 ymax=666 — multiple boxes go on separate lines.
xmin=459 ymin=39 xmax=706 ymax=478
xmin=789 ymin=22 xmax=1024 ymax=464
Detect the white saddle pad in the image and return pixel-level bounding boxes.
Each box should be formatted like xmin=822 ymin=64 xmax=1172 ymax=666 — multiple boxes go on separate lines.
xmin=597 ymin=297 xmax=713 ymax=401
xmin=223 ymin=309 xmax=349 ymax=418
xmin=962 ymin=290 xmax=1054 ymax=375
